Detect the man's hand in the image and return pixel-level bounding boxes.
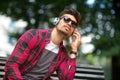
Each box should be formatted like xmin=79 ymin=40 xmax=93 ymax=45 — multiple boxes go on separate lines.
xmin=70 ymin=29 xmax=81 ymax=58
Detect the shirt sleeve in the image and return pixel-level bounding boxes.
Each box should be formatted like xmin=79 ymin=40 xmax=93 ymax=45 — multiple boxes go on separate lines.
xmin=56 ymin=58 xmax=76 ymax=80
xmin=4 ymin=29 xmax=37 ymax=80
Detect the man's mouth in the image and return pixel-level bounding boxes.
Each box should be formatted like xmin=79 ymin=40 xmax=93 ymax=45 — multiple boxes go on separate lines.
xmin=65 ymin=25 xmax=70 ymax=31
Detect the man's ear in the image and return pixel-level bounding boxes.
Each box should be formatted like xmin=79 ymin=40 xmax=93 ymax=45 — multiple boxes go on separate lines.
xmin=53 ymin=17 xmax=60 ymax=25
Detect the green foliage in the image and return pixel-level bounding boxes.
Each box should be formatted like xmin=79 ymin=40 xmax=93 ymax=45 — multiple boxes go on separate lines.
xmin=0 ymin=0 xmax=119 ymax=58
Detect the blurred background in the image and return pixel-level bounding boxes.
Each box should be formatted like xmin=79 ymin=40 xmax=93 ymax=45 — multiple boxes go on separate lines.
xmin=0 ymin=0 xmax=120 ymax=80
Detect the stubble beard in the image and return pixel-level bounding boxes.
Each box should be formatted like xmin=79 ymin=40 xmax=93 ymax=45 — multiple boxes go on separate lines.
xmin=56 ymin=25 xmax=71 ymax=37
xmin=61 ymin=30 xmax=68 ymax=35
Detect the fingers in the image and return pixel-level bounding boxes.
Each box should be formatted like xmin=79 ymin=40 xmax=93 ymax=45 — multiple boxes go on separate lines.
xmin=73 ymin=29 xmax=81 ymax=41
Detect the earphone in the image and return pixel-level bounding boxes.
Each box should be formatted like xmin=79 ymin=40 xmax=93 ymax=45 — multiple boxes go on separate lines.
xmin=53 ymin=17 xmax=60 ymax=25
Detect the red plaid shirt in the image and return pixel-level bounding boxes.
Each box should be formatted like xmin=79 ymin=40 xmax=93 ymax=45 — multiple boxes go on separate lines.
xmin=4 ymin=29 xmax=76 ymax=80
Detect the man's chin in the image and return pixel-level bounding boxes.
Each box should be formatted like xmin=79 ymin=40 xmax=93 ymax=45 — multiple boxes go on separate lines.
xmin=58 ymin=29 xmax=70 ymax=37
xmin=62 ymin=30 xmax=69 ymax=35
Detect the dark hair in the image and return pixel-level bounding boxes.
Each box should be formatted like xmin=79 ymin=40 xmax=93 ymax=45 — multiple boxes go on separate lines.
xmin=59 ymin=8 xmax=81 ymax=24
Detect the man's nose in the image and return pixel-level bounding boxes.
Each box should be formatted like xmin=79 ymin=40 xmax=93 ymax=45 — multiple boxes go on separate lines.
xmin=67 ymin=21 xmax=72 ymax=25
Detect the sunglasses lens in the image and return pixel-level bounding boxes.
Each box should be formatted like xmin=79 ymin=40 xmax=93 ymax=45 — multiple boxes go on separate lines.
xmin=72 ymin=21 xmax=77 ymax=27
xmin=63 ymin=16 xmax=77 ymax=28
xmin=64 ymin=17 xmax=71 ymax=23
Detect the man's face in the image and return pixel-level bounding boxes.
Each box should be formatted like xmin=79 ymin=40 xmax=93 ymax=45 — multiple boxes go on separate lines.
xmin=56 ymin=14 xmax=77 ymax=37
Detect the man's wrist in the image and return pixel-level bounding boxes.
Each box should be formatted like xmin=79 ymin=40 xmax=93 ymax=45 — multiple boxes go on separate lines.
xmin=70 ymin=51 xmax=78 ymax=56
xmin=71 ymin=47 xmax=78 ymax=52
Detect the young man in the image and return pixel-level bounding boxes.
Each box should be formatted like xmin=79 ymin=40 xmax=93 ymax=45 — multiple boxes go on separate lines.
xmin=4 ymin=8 xmax=81 ymax=80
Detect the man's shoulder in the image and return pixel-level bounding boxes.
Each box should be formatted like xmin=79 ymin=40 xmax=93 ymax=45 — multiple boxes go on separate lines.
xmin=38 ymin=28 xmax=51 ymax=32
xmin=27 ymin=28 xmax=51 ymax=34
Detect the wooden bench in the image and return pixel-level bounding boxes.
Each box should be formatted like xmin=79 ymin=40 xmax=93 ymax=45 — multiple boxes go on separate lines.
xmin=0 ymin=57 xmax=105 ymax=80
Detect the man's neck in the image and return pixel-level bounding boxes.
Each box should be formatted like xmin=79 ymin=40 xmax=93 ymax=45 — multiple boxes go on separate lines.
xmin=51 ymin=28 xmax=66 ymax=45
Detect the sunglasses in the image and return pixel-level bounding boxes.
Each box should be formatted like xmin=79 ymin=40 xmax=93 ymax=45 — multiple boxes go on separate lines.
xmin=61 ymin=16 xmax=78 ymax=28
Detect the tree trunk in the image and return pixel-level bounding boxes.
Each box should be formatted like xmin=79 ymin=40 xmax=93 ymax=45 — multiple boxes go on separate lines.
xmin=112 ymin=56 xmax=120 ymax=80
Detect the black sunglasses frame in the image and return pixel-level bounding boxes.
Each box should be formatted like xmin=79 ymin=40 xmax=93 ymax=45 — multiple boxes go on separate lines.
xmin=61 ymin=16 xmax=78 ymax=28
